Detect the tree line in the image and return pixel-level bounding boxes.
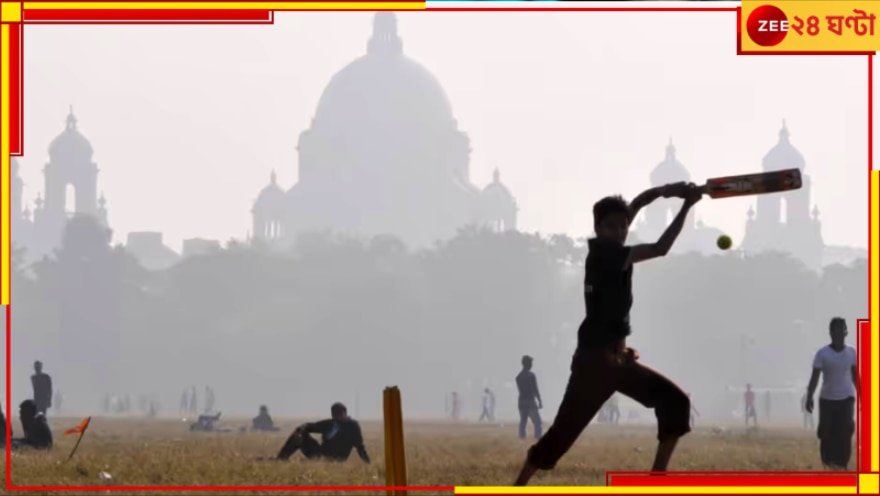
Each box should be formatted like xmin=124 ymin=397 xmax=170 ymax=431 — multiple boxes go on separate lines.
xmin=7 ymin=215 xmax=868 ymax=421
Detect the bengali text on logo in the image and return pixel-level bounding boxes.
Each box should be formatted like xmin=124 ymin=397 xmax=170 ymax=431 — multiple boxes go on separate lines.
xmin=741 ymin=1 xmax=879 ymax=52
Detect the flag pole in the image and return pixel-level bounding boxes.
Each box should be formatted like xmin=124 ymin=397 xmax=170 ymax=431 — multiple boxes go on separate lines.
xmin=65 ymin=416 xmax=91 ymax=462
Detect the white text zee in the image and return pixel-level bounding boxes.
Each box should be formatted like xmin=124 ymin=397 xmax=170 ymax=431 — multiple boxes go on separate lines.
xmin=757 ymin=19 xmax=789 ymax=32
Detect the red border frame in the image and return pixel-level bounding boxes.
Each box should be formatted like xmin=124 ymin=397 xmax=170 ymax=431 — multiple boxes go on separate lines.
xmin=2 ymin=3 xmax=875 ymax=493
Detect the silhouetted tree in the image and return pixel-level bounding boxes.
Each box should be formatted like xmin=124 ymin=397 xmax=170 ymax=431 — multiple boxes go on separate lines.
xmin=11 ymin=222 xmax=868 ymax=418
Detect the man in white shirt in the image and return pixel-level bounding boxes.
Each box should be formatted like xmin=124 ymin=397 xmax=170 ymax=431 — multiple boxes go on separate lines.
xmin=805 ymin=317 xmax=859 ymax=470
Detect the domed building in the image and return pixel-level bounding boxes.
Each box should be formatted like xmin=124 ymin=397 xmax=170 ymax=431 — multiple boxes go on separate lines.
xmin=10 ymin=157 xmax=34 ymax=251
xmin=10 ymin=107 xmax=111 ymax=260
xmin=252 ymin=12 xmax=518 ymax=248
xmin=741 ymin=121 xmax=823 ymax=269
xmin=252 ymin=170 xmax=286 ymax=239
xmin=634 ymin=139 xmax=723 ymax=253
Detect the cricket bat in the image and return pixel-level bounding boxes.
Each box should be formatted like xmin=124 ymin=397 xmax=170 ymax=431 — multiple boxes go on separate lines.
xmin=701 ymin=168 xmax=802 ymax=199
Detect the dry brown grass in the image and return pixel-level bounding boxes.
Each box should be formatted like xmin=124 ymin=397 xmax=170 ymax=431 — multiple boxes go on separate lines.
xmin=3 ymin=416 xmax=823 ymax=495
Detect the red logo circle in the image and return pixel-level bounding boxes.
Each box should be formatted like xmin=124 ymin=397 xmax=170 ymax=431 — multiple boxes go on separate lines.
xmin=746 ymin=5 xmax=789 ymax=47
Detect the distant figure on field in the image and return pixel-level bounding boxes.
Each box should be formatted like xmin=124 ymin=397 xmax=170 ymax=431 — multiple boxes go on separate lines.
xmin=479 ymin=388 xmax=496 ymax=422
xmin=11 ymin=400 xmax=53 ymax=450
xmin=252 ymin=405 xmax=280 ymax=432
xmin=179 ymin=389 xmax=189 ymax=415
xmin=764 ymin=390 xmax=772 ymax=421
xmin=688 ymin=393 xmax=700 ymax=428
xmin=606 ymin=394 xmax=620 ymax=425
xmin=205 ymin=386 xmax=216 ymax=414
xmin=801 ymin=393 xmax=814 ymax=429
xmin=450 ymin=392 xmax=461 ymax=421
xmin=53 ymin=390 xmax=63 ymax=415
xmin=31 ymin=361 xmax=52 ymax=417
xmin=805 ymin=317 xmax=858 ymax=471
xmin=274 ymin=402 xmax=370 ymax=463
xmin=1 ymin=402 xmax=9 ymax=445
xmin=515 ymin=355 xmax=542 ymax=439
xmin=744 ymin=383 xmax=757 ymax=426
xmin=190 ymin=412 xmax=223 ymax=432
xmin=188 ymin=386 xmax=198 ymax=414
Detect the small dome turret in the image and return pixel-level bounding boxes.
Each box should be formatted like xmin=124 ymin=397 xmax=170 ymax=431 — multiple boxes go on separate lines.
xmin=482 ymin=168 xmax=516 ymax=205
xmin=762 ymin=120 xmax=805 ymax=171
xmin=254 ymin=170 xmax=285 ymax=212
xmin=650 ymin=138 xmax=691 ymax=186
xmin=48 ymin=106 xmax=94 ymax=160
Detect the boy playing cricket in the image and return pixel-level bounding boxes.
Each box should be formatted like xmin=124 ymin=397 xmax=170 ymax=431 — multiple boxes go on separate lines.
xmin=513 ymin=181 xmax=700 ymax=485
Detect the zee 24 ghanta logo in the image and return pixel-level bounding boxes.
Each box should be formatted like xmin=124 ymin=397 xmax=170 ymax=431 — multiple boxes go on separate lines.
xmin=746 ymin=4 xmax=877 ymax=47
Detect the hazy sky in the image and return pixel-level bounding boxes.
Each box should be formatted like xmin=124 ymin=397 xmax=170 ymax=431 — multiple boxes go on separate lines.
xmin=20 ymin=8 xmax=870 ymax=251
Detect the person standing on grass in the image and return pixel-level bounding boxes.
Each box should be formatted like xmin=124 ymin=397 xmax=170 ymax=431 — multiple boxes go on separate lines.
xmin=744 ymin=383 xmax=757 ymax=427
xmin=479 ymin=388 xmax=496 ymax=422
xmin=512 ymin=182 xmax=699 ymax=486
xmin=687 ymin=393 xmax=700 ymax=428
xmin=204 ymin=386 xmax=216 ymax=414
xmin=189 ymin=386 xmax=198 ymax=414
xmin=805 ymin=317 xmax=858 ymax=471
xmin=31 ymin=361 xmax=52 ymax=417
xmin=1 ymin=401 xmax=9 ymax=446
xmin=53 ymin=390 xmax=63 ymax=415
xmin=516 ymin=355 xmax=543 ymax=440
xmin=450 ymin=392 xmax=462 ymax=421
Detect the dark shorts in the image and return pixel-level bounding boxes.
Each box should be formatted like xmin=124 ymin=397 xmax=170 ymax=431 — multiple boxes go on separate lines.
xmin=527 ymin=346 xmax=691 ymax=470
xmin=817 ymin=397 xmax=855 ymax=468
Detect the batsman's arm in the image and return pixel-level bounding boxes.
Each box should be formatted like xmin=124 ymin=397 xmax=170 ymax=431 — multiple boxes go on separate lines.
xmin=627 ymin=186 xmax=666 ymax=223
xmin=625 ymin=194 xmax=696 ymax=267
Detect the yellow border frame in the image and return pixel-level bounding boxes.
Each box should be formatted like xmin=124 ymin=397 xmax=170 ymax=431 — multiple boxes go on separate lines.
xmin=0 ymin=2 xmax=876 ymax=495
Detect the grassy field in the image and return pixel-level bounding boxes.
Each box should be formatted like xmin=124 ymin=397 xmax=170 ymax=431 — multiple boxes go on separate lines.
xmin=4 ymin=416 xmax=824 ymax=494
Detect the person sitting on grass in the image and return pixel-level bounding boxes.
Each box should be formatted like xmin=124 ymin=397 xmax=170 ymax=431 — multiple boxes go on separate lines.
xmin=272 ymin=402 xmax=370 ymax=463
xmin=11 ymin=399 xmax=53 ymax=450
xmin=190 ymin=411 xmax=223 ymax=432
xmin=252 ymin=405 xmax=280 ymax=432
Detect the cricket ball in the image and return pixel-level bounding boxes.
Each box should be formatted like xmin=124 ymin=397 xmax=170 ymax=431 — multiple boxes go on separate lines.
xmin=717 ymin=235 xmax=732 ymax=251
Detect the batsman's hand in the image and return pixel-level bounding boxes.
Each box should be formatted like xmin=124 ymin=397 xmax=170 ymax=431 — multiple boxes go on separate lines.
xmin=683 ymin=183 xmax=703 ymax=206
xmin=661 ymin=182 xmax=688 ymax=198
xmin=805 ymin=397 xmax=814 ymax=414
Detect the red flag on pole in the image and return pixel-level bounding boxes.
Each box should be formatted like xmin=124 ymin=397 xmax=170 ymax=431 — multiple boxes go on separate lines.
xmin=64 ymin=417 xmax=91 ymax=436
